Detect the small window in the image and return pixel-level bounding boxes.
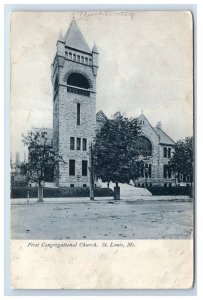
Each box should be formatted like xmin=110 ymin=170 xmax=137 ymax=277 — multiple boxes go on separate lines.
xmin=164 ymin=183 xmax=167 ymax=187
xmin=70 ymin=184 xmax=74 ymax=187
xmin=81 ymin=56 xmax=84 ymax=63
xmin=69 ymin=160 xmax=75 ymax=176
xmin=163 ymin=165 xmax=168 ymax=178
xmin=69 ymin=52 xmax=72 ymax=60
xmin=145 ymin=164 xmax=148 ymax=178
xmin=168 ymin=148 xmax=171 ymax=158
xmin=141 ymin=166 xmax=144 ymax=178
xmin=85 ymin=57 xmax=88 ymax=64
xmin=89 ymin=58 xmax=92 ymax=65
xmin=77 ymin=55 xmax=80 ymax=62
xmin=179 ymin=174 xmax=183 ymax=182
xmin=169 ymin=183 xmax=172 ymax=187
xmin=164 ymin=165 xmax=171 ymax=178
xmin=70 ymin=137 xmax=75 ymax=150
xmin=73 ymin=54 xmax=76 ymax=61
xmin=83 ymin=138 xmax=87 ymax=151
xmin=77 ymin=103 xmax=80 ymax=125
xmin=77 ymin=138 xmax=81 ymax=150
xmin=83 ymin=184 xmax=87 ymax=187
xmin=145 ymin=164 xmax=151 ymax=178
xmin=164 ymin=147 xmax=167 ymax=158
xmin=148 ymin=164 xmax=152 ymax=178
xmin=82 ymin=160 xmax=88 ymax=176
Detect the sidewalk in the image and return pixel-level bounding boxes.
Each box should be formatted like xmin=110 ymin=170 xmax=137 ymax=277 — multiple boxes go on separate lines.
xmin=10 ymin=195 xmax=191 ymax=205
xmin=10 ymin=197 xmax=113 ymax=205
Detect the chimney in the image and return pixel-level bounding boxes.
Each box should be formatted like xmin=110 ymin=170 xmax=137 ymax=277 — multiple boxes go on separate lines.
xmin=156 ymin=121 xmax=162 ymax=129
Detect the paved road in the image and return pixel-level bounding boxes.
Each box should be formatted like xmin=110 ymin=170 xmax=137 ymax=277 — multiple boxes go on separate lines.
xmin=11 ymin=196 xmax=193 ymax=240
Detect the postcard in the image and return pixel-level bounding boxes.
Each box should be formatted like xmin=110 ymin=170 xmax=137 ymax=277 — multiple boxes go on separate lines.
xmin=10 ymin=11 xmax=194 ymax=289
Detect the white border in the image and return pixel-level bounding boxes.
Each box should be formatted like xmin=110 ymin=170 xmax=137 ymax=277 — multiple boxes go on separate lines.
xmin=2 ymin=0 xmax=203 ymax=299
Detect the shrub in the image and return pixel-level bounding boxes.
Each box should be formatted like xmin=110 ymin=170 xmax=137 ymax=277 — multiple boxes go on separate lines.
xmin=11 ymin=187 xmax=114 ymax=198
xmin=147 ymin=186 xmax=192 ymax=196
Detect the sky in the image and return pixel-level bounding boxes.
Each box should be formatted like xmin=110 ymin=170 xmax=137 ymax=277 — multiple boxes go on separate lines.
xmin=10 ymin=11 xmax=193 ymax=161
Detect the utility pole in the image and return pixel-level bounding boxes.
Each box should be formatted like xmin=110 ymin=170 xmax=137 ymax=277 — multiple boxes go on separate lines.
xmin=89 ymin=143 xmax=94 ymax=200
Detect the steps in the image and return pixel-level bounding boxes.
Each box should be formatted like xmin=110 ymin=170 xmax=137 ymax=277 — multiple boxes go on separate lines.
xmin=99 ymin=182 xmax=152 ymax=198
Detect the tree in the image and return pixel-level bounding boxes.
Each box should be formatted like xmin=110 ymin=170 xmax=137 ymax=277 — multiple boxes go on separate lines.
xmin=20 ymin=130 xmax=65 ymax=202
xmin=169 ymin=136 xmax=193 ymax=185
xmin=93 ymin=112 xmax=145 ymax=199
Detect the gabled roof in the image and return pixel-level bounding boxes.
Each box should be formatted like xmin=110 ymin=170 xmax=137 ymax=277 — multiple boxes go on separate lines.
xmin=137 ymin=113 xmax=175 ymax=145
xmin=96 ymin=110 xmax=108 ymax=121
xmin=153 ymin=127 xmax=175 ymax=145
xmin=137 ymin=113 xmax=159 ymax=137
xmin=64 ymin=20 xmax=91 ymax=53
xmin=92 ymin=42 xmax=99 ymax=54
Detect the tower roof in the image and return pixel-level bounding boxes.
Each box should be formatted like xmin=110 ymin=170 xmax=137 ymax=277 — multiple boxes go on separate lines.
xmin=92 ymin=42 xmax=99 ymax=54
xmin=64 ymin=19 xmax=91 ymax=53
xmin=58 ymin=29 xmax=64 ymax=42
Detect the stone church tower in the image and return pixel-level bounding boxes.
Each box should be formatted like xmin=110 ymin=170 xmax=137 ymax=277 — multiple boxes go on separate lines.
xmin=51 ymin=19 xmax=99 ymax=187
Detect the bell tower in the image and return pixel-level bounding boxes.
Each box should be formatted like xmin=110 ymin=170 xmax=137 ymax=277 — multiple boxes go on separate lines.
xmin=51 ymin=19 xmax=99 ymax=187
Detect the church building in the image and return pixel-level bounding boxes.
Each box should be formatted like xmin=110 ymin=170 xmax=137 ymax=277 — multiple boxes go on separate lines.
xmin=96 ymin=110 xmax=176 ymax=187
xmin=51 ymin=19 xmax=176 ymax=188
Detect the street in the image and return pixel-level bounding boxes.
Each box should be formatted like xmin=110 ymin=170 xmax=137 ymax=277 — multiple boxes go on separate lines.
xmin=11 ymin=196 xmax=193 ymax=240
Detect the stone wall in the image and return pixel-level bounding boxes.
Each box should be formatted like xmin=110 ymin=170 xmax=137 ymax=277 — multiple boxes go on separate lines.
xmin=134 ymin=115 xmax=175 ymax=187
xmin=52 ymin=50 xmax=97 ymax=187
xmin=57 ymin=86 xmax=96 ymax=187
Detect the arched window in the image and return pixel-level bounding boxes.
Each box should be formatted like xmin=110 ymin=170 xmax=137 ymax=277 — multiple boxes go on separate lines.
xmin=133 ymin=136 xmax=152 ymax=157
xmin=67 ymin=73 xmax=90 ymax=97
xmin=69 ymin=52 xmax=72 ymax=60
xmin=67 ymin=73 xmax=90 ymax=89
xmin=73 ymin=54 xmax=76 ymax=61
xmin=85 ymin=57 xmax=88 ymax=64
xmin=89 ymin=58 xmax=92 ymax=65
xmin=77 ymin=55 xmax=80 ymax=62
xmin=81 ymin=56 xmax=84 ymax=63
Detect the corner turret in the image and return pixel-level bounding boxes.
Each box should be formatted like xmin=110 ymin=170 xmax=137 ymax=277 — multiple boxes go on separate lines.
xmin=92 ymin=42 xmax=99 ymax=76
xmin=56 ymin=29 xmax=65 ymax=67
xmin=58 ymin=29 xmax=64 ymax=42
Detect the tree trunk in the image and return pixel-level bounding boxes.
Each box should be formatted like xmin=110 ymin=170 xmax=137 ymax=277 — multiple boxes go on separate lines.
xmin=37 ymin=185 xmax=44 ymax=202
xmin=114 ymin=182 xmax=120 ymax=200
xmin=89 ymin=143 xmax=94 ymax=200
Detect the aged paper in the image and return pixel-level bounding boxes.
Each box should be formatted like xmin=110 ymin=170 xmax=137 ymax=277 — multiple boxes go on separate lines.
xmin=10 ymin=11 xmax=194 ymax=289
xmin=11 ymin=240 xmax=193 ymax=289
